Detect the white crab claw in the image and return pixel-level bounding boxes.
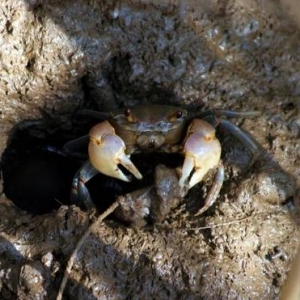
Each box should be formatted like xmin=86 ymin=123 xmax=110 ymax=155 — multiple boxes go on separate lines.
xmin=88 ymin=121 xmax=142 ymax=181
xmin=179 ymin=119 xmax=221 ymax=194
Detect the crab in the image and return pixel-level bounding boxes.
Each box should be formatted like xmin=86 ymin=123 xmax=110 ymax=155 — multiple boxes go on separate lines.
xmin=66 ymin=104 xmax=260 ymax=213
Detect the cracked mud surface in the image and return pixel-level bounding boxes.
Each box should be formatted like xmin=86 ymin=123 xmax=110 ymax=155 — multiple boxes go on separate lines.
xmin=0 ymin=0 xmax=300 ymax=299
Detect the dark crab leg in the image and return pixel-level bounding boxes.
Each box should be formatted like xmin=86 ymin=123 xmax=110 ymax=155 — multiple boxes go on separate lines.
xmin=196 ymin=109 xmax=261 ymax=121
xmin=195 ymin=162 xmax=224 ymax=216
xmin=200 ymin=109 xmax=261 ymax=163
xmin=75 ymin=109 xmax=110 ymax=120
xmin=71 ymin=160 xmax=98 ymax=210
xmin=63 ymin=109 xmax=110 ymax=155
xmin=219 ymin=119 xmax=260 ymax=159
xmin=63 ymin=135 xmax=89 ymax=152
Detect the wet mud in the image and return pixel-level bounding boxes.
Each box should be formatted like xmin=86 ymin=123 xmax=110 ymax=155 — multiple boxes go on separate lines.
xmin=0 ymin=0 xmax=299 ymax=299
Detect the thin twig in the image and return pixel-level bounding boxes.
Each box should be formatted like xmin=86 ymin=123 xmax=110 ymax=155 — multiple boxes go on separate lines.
xmin=157 ymin=213 xmax=259 ymax=231
xmin=181 ymin=214 xmax=254 ymax=230
xmin=56 ymin=201 xmax=120 ymax=300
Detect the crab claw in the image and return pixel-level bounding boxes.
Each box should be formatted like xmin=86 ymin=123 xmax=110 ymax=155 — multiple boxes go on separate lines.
xmin=179 ymin=119 xmax=221 ymax=195
xmin=88 ymin=121 xmax=142 ymax=182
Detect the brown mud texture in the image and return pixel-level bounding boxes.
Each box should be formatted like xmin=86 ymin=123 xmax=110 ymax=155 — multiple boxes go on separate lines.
xmin=0 ymin=1 xmax=300 ymax=299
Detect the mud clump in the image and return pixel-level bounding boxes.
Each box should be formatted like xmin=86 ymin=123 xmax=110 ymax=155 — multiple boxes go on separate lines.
xmin=114 ymin=165 xmax=181 ymax=227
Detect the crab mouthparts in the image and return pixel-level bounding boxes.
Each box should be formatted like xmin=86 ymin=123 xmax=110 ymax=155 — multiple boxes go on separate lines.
xmin=137 ymin=133 xmax=165 ymax=150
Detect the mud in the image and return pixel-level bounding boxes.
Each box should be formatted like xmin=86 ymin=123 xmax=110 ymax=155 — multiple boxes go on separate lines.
xmin=0 ymin=0 xmax=300 ymax=299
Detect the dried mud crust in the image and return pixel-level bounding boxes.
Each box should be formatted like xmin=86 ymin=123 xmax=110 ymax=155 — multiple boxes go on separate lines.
xmin=0 ymin=0 xmax=300 ymax=299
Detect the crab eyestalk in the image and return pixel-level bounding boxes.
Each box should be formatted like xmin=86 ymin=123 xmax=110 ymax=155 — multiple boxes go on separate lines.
xmin=179 ymin=119 xmax=221 ymax=195
xmin=88 ymin=121 xmax=142 ymax=182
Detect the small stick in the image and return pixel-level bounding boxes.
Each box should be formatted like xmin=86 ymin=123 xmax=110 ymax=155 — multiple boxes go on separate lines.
xmin=184 ymin=215 xmax=254 ymax=230
xmin=156 ymin=213 xmax=258 ymax=231
xmin=56 ymin=201 xmax=120 ymax=300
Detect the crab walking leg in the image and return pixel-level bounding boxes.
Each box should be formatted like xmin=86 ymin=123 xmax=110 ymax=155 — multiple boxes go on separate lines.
xmin=63 ymin=135 xmax=89 ymax=160
xmin=179 ymin=119 xmax=221 ymax=195
xmin=198 ymin=109 xmax=261 ymax=120
xmin=199 ymin=111 xmax=261 ymax=164
xmin=220 ymin=119 xmax=261 ymax=162
xmin=71 ymin=161 xmax=99 ymax=210
xmin=195 ymin=162 xmax=224 ymax=216
xmin=89 ymin=121 xmax=142 ymax=182
xmin=75 ymin=109 xmax=110 ymax=120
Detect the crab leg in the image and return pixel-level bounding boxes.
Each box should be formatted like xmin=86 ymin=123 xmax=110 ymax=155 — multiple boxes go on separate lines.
xmin=89 ymin=121 xmax=142 ymax=182
xmin=198 ymin=109 xmax=261 ymax=120
xmin=195 ymin=162 xmax=224 ymax=216
xmin=71 ymin=161 xmax=98 ymax=210
xmin=179 ymin=119 xmax=222 ymax=195
xmin=75 ymin=109 xmax=110 ymax=120
xmin=63 ymin=135 xmax=89 ymax=160
xmin=199 ymin=109 xmax=261 ymax=163
xmin=219 ymin=119 xmax=260 ymax=162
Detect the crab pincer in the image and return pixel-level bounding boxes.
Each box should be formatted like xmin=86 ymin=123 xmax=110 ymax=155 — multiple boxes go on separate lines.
xmin=179 ymin=119 xmax=222 ymax=195
xmin=88 ymin=121 xmax=142 ymax=182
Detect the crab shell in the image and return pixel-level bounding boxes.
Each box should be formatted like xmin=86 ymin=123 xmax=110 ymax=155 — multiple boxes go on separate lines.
xmin=88 ymin=104 xmax=222 ymax=193
xmin=108 ymin=104 xmax=190 ymax=152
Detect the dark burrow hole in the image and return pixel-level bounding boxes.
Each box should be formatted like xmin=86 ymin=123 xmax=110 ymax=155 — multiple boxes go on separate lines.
xmin=0 ymin=114 xmax=183 ymax=215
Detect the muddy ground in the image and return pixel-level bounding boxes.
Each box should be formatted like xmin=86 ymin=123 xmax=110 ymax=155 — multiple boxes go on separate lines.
xmin=0 ymin=0 xmax=300 ymax=299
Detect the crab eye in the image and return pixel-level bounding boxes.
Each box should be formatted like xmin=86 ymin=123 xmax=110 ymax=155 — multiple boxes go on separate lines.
xmin=176 ymin=110 xmax=183 ymax=119
xmin=124 ymin=108 xmax=138 ymax=123
xmin=168 ymin=109 xmax=184 ymax=122
xmin=124 ymin=108 xmax=131 ymax=117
